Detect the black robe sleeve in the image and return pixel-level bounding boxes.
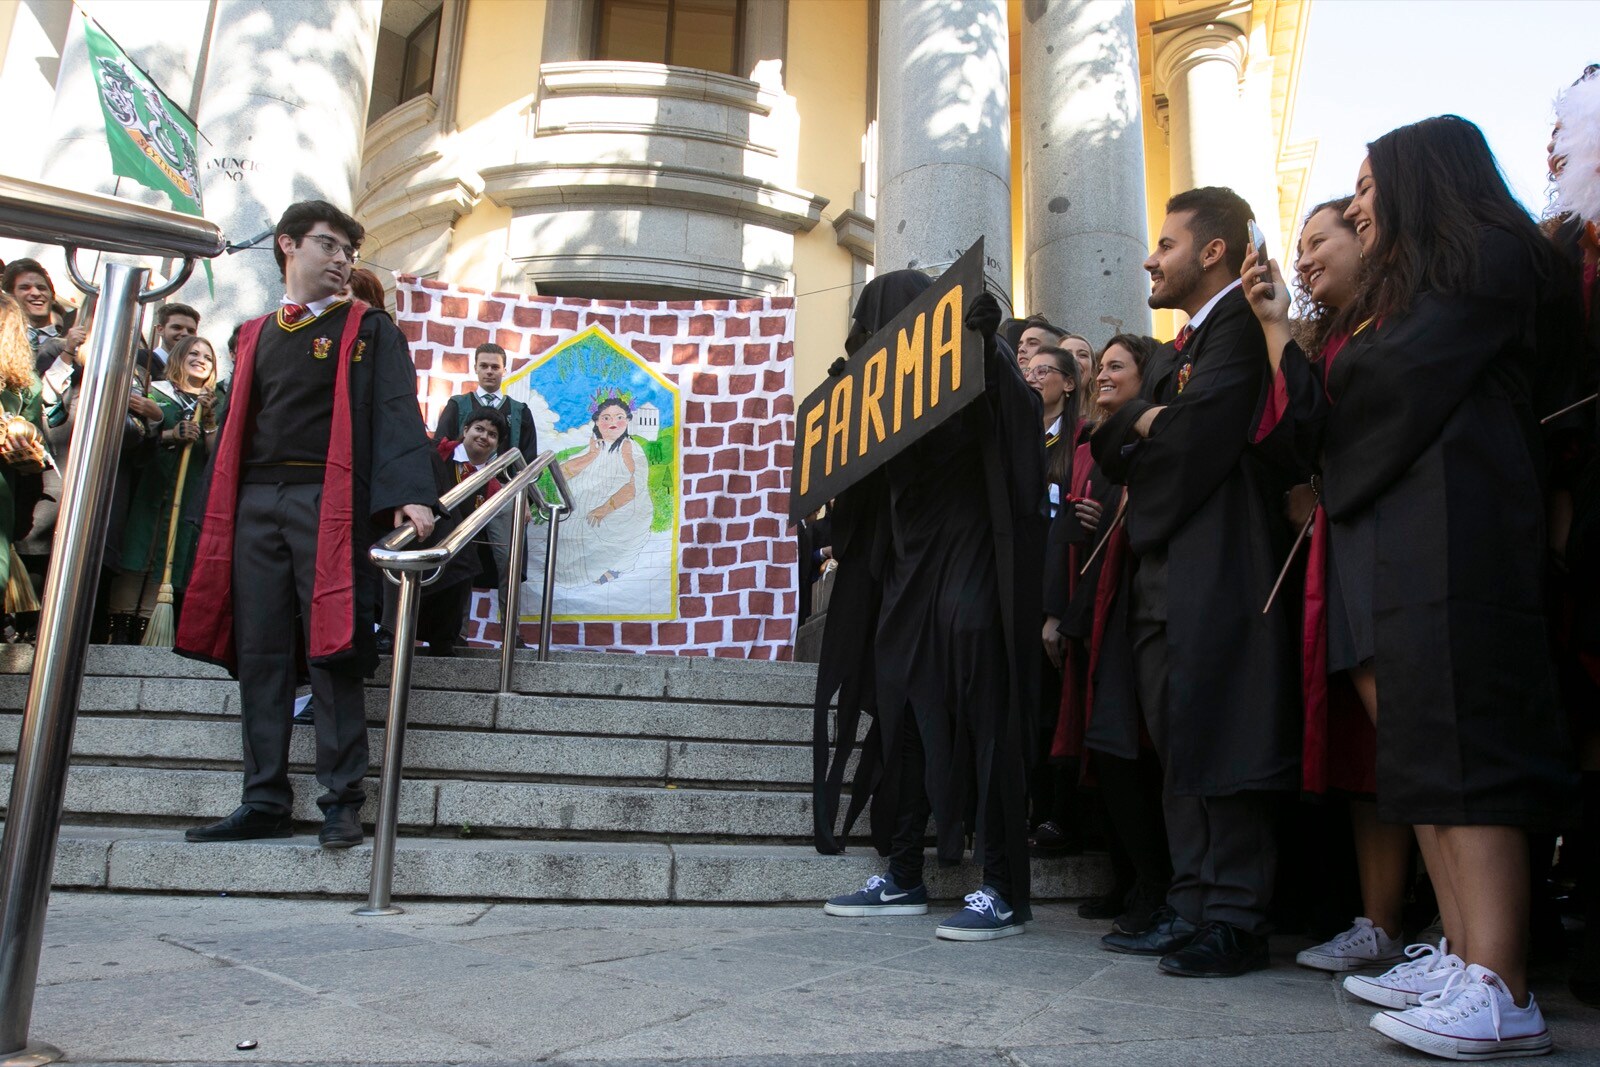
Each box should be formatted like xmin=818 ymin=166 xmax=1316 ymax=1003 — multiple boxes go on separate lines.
xmin=365 ymin=311 xmax=440 ymax=518
xmin=1322 ymin=228 xmax=1544 ymax=519
xmin=1095 ymin=294 xmax=1270 ymax=549
xmin=517 ymin=403 xmax=539 ymax=457
xmin=434 ymin=394 xmax=462 ymax=442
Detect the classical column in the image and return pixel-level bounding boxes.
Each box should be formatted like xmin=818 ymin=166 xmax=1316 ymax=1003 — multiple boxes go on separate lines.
xmin=1155 ymin=21 xmax=1281 ymax=250
xmin=875 ymin=0 xmax=1012 ymax=307
xmin=184 ymin=0 xmax=382 ymax=336
xmin=1021 ymin=0 xmax=1151 ymax=345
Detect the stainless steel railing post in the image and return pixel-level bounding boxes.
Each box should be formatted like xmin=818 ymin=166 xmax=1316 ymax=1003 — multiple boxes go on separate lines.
xmin=498 ymin=487 xmax=529 ymax=693
xmin=359 ymin=449 xmax=574 ymax=913
xmin=0 ymin=263 xmax=149 ymax=1064
xmin=538 ymin=501 xmax=563 ymax=664
xmin=354 ymin=569 xmax=421 ymax=917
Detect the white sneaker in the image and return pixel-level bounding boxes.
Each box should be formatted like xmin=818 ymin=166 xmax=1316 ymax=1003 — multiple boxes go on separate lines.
xmin=1297 ymin=917 xmax=1406 ymax=972
xmin=1343 ymin=938 xmax=1466 ymax=1009
xmin=1369 ymin=964 xmax=1552 ymax=1060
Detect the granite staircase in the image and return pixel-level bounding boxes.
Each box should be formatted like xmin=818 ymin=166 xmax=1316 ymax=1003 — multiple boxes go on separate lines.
xmin=0 ymin=645 xmax=1110 ymax=904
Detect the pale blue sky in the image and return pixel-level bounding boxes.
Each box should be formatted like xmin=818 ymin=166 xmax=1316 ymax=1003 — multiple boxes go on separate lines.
xmin=1292 ymin=0 xmax=1595 ymax=230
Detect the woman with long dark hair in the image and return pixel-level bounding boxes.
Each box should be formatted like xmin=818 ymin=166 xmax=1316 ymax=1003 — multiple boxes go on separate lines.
xmin=1243 ymin=115 xmax=1578 ymax=1059
xmin=1028 ymin=343 xmax=1083 ymax=852
xmin=1043 ymin=333 xmax=1171 ymax=933
xmin=1245 ymin=197 xmax=1416 ymax=975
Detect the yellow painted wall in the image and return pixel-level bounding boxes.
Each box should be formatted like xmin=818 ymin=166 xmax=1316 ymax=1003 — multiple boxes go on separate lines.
xmin=454 ymin=0 xmax=546 ymax=131
xmin=443 ymin=0 xmax=547 ymax=291
xmin=0 ymin=2 xmax=18 ymax=72
xmin=786 ymin=0 xmax=869 ymax=397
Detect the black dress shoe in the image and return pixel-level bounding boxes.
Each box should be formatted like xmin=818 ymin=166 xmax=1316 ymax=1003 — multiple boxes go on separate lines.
xmin=319 ymin=804 xmax=364 ymax=849
xmin=1100 ymin=905 xmax=1198 ymax=956
xmin=1112 ymin=880 xmax=1170 ymax=935
xmin=1158 ymin=920 xmax=1270 ymax=977
xmin=185 ymin=804 xmax=292 ymax=843
xmin=1077 ymin=892 xmax=1125 ymax=920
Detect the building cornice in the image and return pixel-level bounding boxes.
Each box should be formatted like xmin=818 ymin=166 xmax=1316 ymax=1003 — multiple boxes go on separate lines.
xmin=539 ymin=60 xmax=782 ymax=116
xmin=480 ymin=160 xmax=828 ymax=235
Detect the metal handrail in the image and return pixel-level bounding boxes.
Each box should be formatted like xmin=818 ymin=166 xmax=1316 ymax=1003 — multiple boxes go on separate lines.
xmin=0 ymin=178 xmax=225 ymax=1067
xmin=0 ymin=175 xmax=224 ymax=259
xmin=356 ymin=446 xmax=573 ymax=916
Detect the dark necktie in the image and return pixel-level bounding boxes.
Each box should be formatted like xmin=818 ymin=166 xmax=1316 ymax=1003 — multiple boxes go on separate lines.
xmin=282 ymin=303 xmax=309 ymax=325
xmin=482 ymin=394 xmax=499 ymax=408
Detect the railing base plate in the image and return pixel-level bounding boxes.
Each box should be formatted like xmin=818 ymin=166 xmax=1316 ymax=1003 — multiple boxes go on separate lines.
xmin=352 ymin=905 xmax=404 ymax=917
xmin=2 ymin=1041 xmax=63 ymax=1066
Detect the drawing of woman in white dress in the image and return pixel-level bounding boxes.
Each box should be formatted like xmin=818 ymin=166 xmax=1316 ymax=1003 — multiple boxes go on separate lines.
xmin=555 ymin=393 xmax=652 ymax=585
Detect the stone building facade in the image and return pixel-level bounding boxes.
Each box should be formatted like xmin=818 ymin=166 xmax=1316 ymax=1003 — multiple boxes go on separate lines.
xmin=0 ymin=0 xmax=1311 ymax=388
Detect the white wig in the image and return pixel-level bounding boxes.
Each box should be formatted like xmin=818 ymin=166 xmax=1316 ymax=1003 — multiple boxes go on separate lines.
xmin=1554 ymin=71 xmax=1600 ymax=223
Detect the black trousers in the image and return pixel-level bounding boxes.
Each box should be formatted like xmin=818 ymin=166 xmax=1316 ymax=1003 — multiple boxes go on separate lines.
xmin=886 ymin=709 xmax=1012 ymax=900
xmin=234 ymin=482 xmax=368 ymax=816
xmin=1132 ymin=617 xmax=1278 ymax=935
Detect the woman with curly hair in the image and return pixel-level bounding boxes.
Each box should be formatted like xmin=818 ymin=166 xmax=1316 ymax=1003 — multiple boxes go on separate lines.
xmin=0 ymin=294 xmax=47 ymax=618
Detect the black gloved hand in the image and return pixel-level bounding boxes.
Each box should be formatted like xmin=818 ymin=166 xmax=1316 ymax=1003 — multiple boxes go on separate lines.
xmin=827 ymin=356 xmax=848 ymax=378
xmin=963 ymin=290 xmax=1002 ymax=341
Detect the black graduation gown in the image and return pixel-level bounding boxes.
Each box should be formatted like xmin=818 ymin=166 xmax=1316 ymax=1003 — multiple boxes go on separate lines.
xmin=1093 ymin=287 xmax=1300 ymax=796
xmin=1291 ymin=226 xmax=1578 ymax=828
xmin=813 ymin=275 xmax=1047 ymax=910
xmin=812 ymin=271 xmax=932 ymax=855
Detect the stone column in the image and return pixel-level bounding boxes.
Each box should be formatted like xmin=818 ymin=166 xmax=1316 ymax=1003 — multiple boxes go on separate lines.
xmin=1021 ymin=0 xmax=1150 ymax=345
xmin=180 ymin=0 xmax=382 ymax=340
xmin=1155 ymin=21 xmax=1280 ymax=249
xmin=875 ymin=0 xmax=1012 ymax=307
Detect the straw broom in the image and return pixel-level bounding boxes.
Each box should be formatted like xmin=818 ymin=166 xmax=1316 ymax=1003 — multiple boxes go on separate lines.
xmin=142 ymin=413 xmax=198 ymax=647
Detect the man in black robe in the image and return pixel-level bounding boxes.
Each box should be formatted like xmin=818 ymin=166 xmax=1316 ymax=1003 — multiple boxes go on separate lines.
xmin=1092 ymin=187 xmax=1299 ymax=975
xmin=178 ymin=200 xmax=438 ymax=849
xmin=816 ymin=273 xmax=1046 ymax=941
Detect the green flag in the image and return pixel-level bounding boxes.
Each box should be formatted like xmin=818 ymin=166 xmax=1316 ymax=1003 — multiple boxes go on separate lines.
xmin=80 ymin=12 xmax=212 ymax=292
xmin=81 ymin=12 xmax=204 ymax=217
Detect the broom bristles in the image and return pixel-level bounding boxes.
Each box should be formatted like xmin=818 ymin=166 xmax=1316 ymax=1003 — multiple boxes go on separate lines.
xmin=142 ymin=585 xmax=176 ymax=647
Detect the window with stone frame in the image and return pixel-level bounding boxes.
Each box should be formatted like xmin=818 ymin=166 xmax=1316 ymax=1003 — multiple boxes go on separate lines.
xmin=594 ymin=0 xmax=743 ymax=76
xmin=368 ymin=0 xmax=444 ymax=124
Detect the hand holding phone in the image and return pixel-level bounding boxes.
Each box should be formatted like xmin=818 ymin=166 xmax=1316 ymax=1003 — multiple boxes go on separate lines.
xmin=1247 ymin=219 xmax=1274 ymax=301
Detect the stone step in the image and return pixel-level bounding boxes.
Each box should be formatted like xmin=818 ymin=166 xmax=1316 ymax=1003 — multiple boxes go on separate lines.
xmin=0 ymin=714 xmax=847 ymax=787
xmin=0 ymin=677 xmax=835 ymax=742
xmin=45 ymin=824 xmax=1112 ymax=904
xmin=0 ymin=763 xmax=852 ymax=840
xmin=0 ymin=645 xmax=822 ymax=707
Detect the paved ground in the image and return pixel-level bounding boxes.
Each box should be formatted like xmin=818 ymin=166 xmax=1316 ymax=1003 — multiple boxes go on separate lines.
xmin=21 ymin=891 xmax=1600 ymax=1065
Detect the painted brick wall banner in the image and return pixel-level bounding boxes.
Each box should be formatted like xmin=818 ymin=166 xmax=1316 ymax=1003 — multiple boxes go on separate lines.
xmin=394 ymin=276 xmax=799 ymax=660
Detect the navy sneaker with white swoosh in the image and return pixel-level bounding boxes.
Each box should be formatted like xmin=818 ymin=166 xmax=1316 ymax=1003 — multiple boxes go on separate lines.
xmin=823 ymin=874 xmax=929 ymax=916
xmin=936 ymin=886 xmax=1027 ymax=941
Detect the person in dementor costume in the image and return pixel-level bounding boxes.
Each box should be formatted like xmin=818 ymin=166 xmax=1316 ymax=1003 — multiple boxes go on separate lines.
xmin=814 ymin=270 xmax=1047 ymax=941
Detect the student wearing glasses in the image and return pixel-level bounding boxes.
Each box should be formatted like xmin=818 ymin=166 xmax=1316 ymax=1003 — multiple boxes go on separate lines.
xmin=178 ymin=200 xmax=438 ymax=851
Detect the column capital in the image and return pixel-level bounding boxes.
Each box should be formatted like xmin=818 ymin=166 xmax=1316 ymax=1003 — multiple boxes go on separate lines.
xmin=1153 ymin=21 xmax=1247 ymax=95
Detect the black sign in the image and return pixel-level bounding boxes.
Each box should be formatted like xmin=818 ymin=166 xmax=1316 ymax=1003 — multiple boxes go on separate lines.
xmin=789 ymin=240 xmax=986 ymax=521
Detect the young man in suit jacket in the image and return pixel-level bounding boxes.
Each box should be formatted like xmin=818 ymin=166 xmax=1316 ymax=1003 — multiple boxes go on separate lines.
xmin=434 ymin=342 xmax=538 ymax=458
xmin=1091 ymin=187 xmax=1301 ymax=977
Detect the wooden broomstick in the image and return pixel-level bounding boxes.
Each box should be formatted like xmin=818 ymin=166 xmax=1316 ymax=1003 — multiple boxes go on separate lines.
xmin=141 ymin=411 xmax=199 ymax=647
xmin=1079 ymin=492 xmax=1128 ymax=577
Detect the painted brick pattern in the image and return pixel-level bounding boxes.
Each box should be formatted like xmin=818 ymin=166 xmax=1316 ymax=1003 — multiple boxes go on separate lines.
xmin=395 ymin=276 xmax=798 ymax=660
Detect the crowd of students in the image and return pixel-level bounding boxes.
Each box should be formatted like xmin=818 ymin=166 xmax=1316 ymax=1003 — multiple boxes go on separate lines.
xmin=0 ymin=249 xmax=532 ymax=655
xmin=815 ymin=85 xmax=1600 ymax=1063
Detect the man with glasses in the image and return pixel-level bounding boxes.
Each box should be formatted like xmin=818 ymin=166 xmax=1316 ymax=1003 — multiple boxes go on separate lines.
xmin=179 ymin=200 xmax=438 ymax=850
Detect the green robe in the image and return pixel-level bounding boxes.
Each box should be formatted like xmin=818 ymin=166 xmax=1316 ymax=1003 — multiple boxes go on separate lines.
xmin=119 ymin=385 xmax=217 ymax=590
xmin=0 ymin=378 xmax=44 ymax=590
